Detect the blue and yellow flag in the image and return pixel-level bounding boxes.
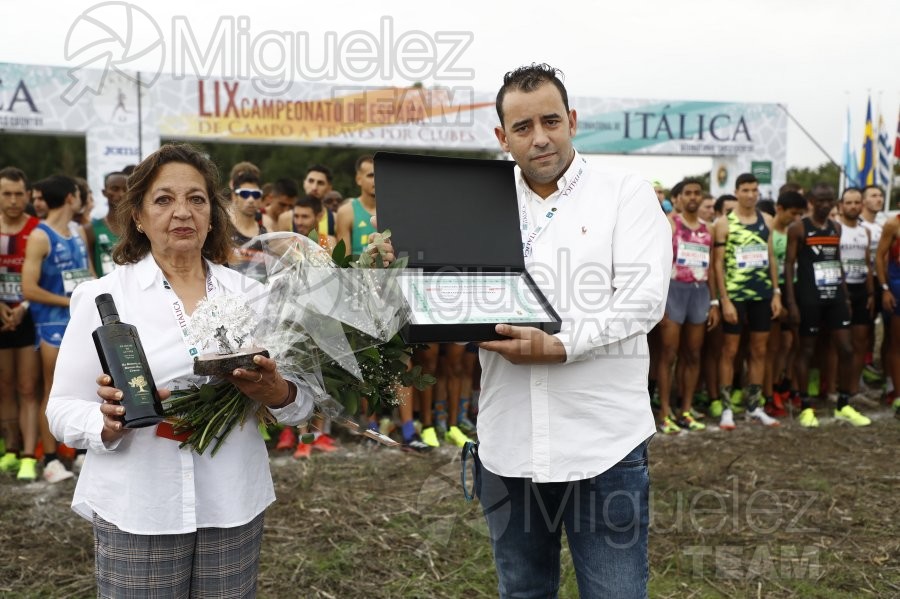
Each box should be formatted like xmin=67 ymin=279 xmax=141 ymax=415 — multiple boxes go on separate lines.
xmin=858 ymin=97 xmax=874 ymax=187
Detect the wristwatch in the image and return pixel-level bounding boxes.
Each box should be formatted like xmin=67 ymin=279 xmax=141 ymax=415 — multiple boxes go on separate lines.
xmin=883 ymin=283 xmax=891 ymax=291
xmin=710 ymin=299 xmax=720 ymax=307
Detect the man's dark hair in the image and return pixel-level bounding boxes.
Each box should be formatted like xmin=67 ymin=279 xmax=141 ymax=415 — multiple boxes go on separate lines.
xmin=840 ymin=186 xmax=862 ymax=201
xmin=777 ymin=191 xmax=807 ymax=210
xmin=0 ymin=166 xmax=28 ymax=187
xmin=807 ymin=182 xmax=835 ymax=201
xmin=355 ymin=155 xmax=374 ymax=172
xmin=679 ymin=178 xmax=705 ymax=192
xmin=36 ymin=175 xmax=77 ymax=209
xmin=306 ymin=164 xmax=333 ymax=184
xmin=778 ymin=181 xmax=803 ymax=195
xmin=103 ymin=171 xmax=126 ymax=188
xmin=496 ymin=63 xmax=569 ymax=127
xmin=714 ymin=194 xmax=737 ymax=215
xmin=295 ymin=194 xmax=323 ymax=215
xmin=735 ymin=173 xmax=758 ymax=189
xmin=121 ymin=164 xmax=136 ymax=176
xmin=271 ymin=178 xmax=299 ymax=199
xmin=757 ymin=199 xmax=776 ymax=217
xmin=862 ymin=184 xmax=884 ymax=196
xmin=670 ymin=181 xmax=684 ymax=199
xmin=232 ymin=170 xmax=261 ymax=189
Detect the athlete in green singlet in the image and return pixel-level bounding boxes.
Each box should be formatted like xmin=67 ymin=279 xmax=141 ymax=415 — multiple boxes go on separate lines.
xmin=336 ymin=155 xmax=377 ymax=256
xmin=713 ymin=173 xmax=782 ymax=430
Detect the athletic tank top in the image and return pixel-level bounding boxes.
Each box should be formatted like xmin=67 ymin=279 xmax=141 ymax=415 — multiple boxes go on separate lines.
xmin=0 ymin=216 xmax=40 ymax=306
xmin=91 ymin=217 xmax=119 ymax=277
xmin=350 ymin=197 xmax=377 ymax=256
xmin=861 ymin=219 xmax=883 ymax=267
xmin=772 ymin=229 xmax=787 ymax=287
xmin=796 ymin=217 xmax=843 ymax=302
xmin=724 ymin=210 xmax=772 ymax=301
xmin=30 ymin=222 xmax=91 ymax=326
xmin=888 ymin=215 xmax=900 ymax=281
xmin=671 ymin=214 xmax=711 ymax=283
xmin=839 ymin=222 xmax=869 ymax=286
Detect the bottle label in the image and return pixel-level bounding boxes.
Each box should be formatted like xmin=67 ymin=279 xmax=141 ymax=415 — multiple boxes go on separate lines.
xmin=115 ymin=341 xmax=154 ymax=408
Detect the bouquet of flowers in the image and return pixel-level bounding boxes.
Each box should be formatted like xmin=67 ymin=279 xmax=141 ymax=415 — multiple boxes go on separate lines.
xmin=163 ymin=231 xmax=434 ymax=456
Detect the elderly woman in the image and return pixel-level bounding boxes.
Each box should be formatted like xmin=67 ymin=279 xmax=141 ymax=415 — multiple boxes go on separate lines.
xmin=46 ymin=144 xmax=313 ymax=597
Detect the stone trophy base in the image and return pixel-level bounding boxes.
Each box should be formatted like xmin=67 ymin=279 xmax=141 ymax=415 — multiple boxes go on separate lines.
xmin=193 ymin=347 xmax=270 ymax=376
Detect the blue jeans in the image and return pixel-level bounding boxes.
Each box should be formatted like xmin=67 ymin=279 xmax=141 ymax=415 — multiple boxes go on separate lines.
xmin=475 ymin=441 xmax=650 ymax=598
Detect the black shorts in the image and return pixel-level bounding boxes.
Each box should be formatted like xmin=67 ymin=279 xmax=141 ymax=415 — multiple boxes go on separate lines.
xmin=722 ymin=300 xmax=772 ymax=335
xmin=798 ymin=300 xmax=851 ymax=337
xmin=847 ymin=284 xmax=872 ymax=326
xmin=0 ymin=309 xmax=36 ymax=349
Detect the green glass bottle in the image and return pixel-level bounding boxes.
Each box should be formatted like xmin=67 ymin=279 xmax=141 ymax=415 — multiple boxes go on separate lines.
xmin=92 ymin=293 xmax=164 ymax=428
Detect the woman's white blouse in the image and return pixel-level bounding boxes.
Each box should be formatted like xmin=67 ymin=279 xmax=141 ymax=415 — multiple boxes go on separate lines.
xmin=47 ymin=254 xmax=313 ymax=534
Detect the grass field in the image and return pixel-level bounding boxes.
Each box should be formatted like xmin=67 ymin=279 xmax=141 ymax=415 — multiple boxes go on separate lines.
xmin=1 ymin=408 xmax=898 ymax=598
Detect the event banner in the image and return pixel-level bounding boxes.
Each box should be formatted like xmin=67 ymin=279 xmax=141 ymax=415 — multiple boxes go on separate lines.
xmin=1 ymin=61 xmax=787 ymax=194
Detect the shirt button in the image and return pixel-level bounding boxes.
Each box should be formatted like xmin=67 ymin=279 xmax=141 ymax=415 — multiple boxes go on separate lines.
xmin=535 ymin=380 xmax=543 ymax=387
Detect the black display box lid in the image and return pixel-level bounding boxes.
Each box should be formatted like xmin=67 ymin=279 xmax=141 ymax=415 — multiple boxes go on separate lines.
xmin=374 ymin=151 xmax=562 ymax=343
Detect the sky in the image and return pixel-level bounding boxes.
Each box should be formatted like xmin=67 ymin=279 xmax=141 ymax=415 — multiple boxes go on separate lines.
xmin=0 ymin=0 xmax=898 ymax=187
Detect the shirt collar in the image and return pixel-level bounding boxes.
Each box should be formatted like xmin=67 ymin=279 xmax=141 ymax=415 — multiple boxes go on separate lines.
xmin=134 ymin=253 xmax=234 ymax=291
xmin=514 ymin=150 xmax=585 ymax=201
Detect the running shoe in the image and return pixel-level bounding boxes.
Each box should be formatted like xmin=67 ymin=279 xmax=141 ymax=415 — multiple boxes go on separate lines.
xmin=797 ymin=407 xmax=819 ymax=428
xmin=893 ymin=397 xmax=900 ymax=411
xmin=748 ymin=407 xmax=780 ymax=427
xmin=659 ymin=416 xmax=682 ymax=435
xmin=0 ymin=451 xmax=19 ymax=473
xmin=833 ymin=405 xmax=871 ymax=427
xmin=708 ymin=399 xmax=724 ymax=418
xmin=861 ymin=364 xmax=884 ymax=385
xmin=677 ymin=412 xmax=706 ymax=432
xmin=0 ymin=438 xmax=4 ymax=455
xmin=311 ymin=434 xmax=338 ymax=453
xmin=445 ymin=425 xmax=472 ymax=448
xmin=765 ymin=393 xmax=788 ymax=418
xmin=275 ymin=427 xmax=297 ymax=450
xmin=379 ymin=417 xmax=394 ymax=437
xmin=42 ymin=459 xmax=74 ymax=483
xmin=719 ymin=408 xmax=736 ymax=430
xmin=421 ymin=426 xmax=440 ymax=448
xmin=293 ymin=442 xmax=312 ymax=459
xmin=850 ymin=393 xmax=879 ymax=409
xmin=689 ymin=407 xmax=706 ymax=421
xmin=730 ymin=389 xmax=745 ymax=414
xmin=457 ymin=416 xmax=477 ymax=436
xmin=401 ymin=435 xmax=432 ymax=454
xmin=16 ymin=457 xmax=36 ymax=481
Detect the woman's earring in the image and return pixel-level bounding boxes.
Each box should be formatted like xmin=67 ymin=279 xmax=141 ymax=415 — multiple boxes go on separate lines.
xmin=136 ymin=223 xmax=144 ymax=233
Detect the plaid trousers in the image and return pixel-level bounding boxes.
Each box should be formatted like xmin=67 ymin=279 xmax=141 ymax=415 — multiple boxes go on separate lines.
xmin=93 ymin=512 xmax=265 ymax=598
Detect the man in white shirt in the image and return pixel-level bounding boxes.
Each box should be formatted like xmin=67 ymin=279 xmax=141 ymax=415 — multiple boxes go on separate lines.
xmin=475 ymin=64 xmax=671 ymax=598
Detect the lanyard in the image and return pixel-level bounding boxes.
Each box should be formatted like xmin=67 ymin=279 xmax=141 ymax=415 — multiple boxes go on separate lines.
xmin=162 ymin=266 xmax=218 ymax=361
xmin=518 ymin=156 xmax=586 ymax=259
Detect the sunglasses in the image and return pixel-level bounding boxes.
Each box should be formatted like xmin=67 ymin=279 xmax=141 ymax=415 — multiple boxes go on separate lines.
xmin=234 ymin=188 xmax=262 ymax=200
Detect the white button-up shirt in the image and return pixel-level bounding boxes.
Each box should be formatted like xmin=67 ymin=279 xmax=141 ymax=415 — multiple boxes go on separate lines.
xmin=47 ymin=254 xmax=313 ymax=534
xmin=477 ymin=153 xmax=672 ymax=483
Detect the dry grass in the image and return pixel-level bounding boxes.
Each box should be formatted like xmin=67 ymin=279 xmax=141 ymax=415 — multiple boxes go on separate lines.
xmin=1 ymin=409 xmax=898 ymax=598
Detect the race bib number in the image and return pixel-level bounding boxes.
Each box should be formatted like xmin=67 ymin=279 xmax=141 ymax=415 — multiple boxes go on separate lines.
xmin=813 ymin=260 xmax=843 ymax=288
xmin=841 ymin=258 xmax=867 ymax=283
xmin=735 ymin=244 xmax=768 ymax=269
xmin=62 ymin=268 xmax=92 ymax=294
xmin=676 ymin=241 xmax=710 ymax=269
xmin=0 ymin=272 xmax=22 ymax=303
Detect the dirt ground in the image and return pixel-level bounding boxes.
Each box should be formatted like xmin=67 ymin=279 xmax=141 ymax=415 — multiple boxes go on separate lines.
xmin=1 ymin=406 xmax=898 ymax=598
